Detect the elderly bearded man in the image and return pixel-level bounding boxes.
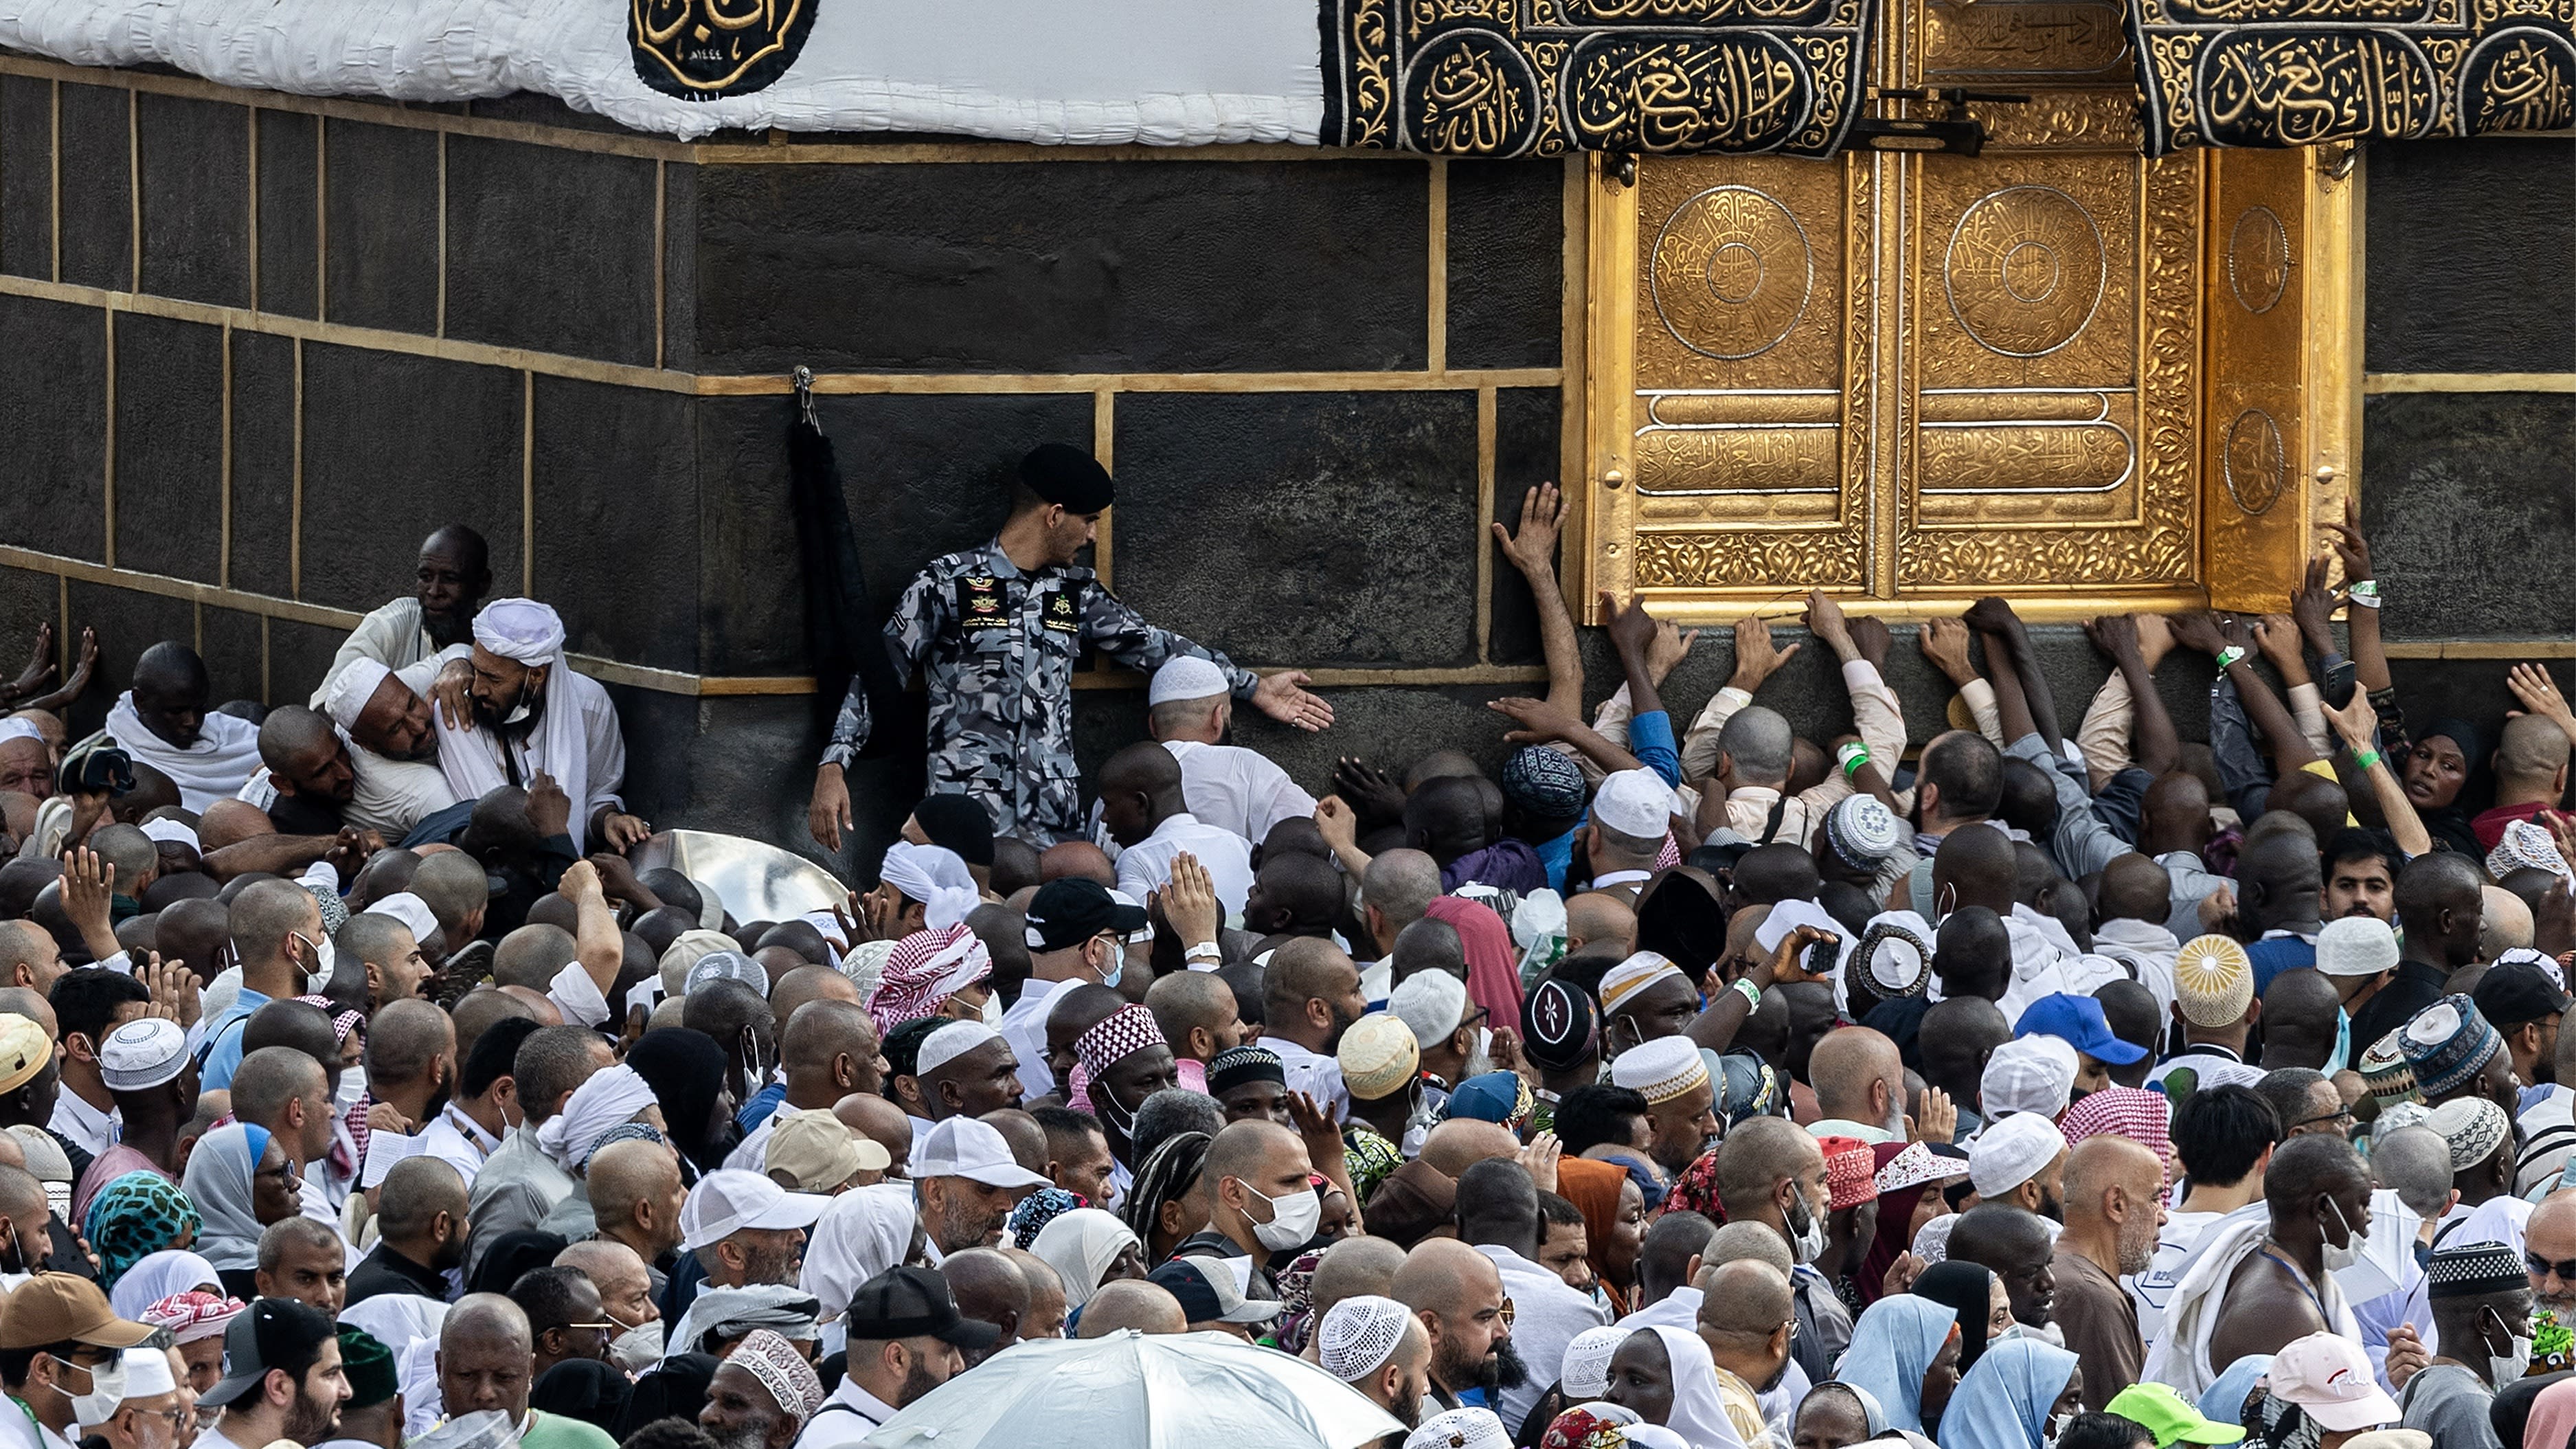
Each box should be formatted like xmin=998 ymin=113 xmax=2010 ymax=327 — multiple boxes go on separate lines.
xmin=429 ymin=599 xmax=644 ymax=853
xmin=807 ymin=443 xmax=1334 ymax=847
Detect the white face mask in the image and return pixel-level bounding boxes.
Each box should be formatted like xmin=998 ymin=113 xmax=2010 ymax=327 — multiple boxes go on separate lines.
xmin=1241 ymin=1180 xmax=1324 ymax=1252
xmin=2489 ymin=1309 xmax=2533 ymax=1390
xmin=2320 ymin=1195 xmax=2366 ymax=1272
xmin=59 ymin=1352 xmax=128 ymax=1429
xmin=608 ymin=1318 xmax=666 ymax=1373
xmin=1786 ymin=1188 xmax=1827 ymax=1266
xmin=292 ymin=931 xmax=335 ymax=992
xmin=981 ymin=990 xmax=1004 ymax=1027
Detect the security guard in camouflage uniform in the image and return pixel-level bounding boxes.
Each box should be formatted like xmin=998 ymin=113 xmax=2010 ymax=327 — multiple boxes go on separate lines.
xmin=809 ymin=444 xmax=1334 ymax=847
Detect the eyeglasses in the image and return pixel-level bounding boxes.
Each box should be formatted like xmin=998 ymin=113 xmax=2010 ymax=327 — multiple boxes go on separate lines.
xmin=2290 ymin=1108 xmax=2357 ymax=1132
xmin=2529 ymin=1253 xmax=2576 ymax=1282
xmin=258 ymin=1162 xmax=302 ymax=1188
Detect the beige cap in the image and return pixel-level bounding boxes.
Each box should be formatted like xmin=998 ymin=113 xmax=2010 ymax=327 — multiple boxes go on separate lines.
xmin=763 ymin=1108 xmax=889 ymax=1193
xmin=1338 ymin=1014 xmax=1421 ymax=1101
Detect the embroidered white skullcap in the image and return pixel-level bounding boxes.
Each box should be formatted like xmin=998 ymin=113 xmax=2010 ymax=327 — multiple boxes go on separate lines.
xmin=1389 ymin=969 xmax=1471 ymax=1049
xmin=916 ymin=1020 xmax=1003 ymax=1078
xmin=1598 ymin=952 xmax=1686 ymax=1013
xmin=1559 ymin=1325 xmax=1629 ymax=1399
xmin=139 ymin=818 xmax=200 ymax=850
xmin=362 ymin=891 xmax=438 ymax=945
xmin=840 ymin=939 xmax=896 ymax=1000
xmin=2425 ymin=1097 xmax=2510 ymax=1171
xmin=471 ymin=598 xmax=566 ymax=665
xmin=1980 ymin=1035 xmax=2078 ymax=1120
xmin=1592 ymin=768 xmax=1678 ymax=840
xmin=322 ymin=659 xmax=395 ymax=730
xmin=2316 ymin=916 xmax=2401 ymax=978
xmin=685 ymin=950 xmax=769 ymax=998
xmin=1609 ymin=1035 xmax=1708 ymax=1106
xmin=1149 ymin=656 xmax=1231 ymax=706
xmin=1912 ymin=1213 xmax=1960 ymax=1263
xmin=1318 ymin=1294 xmax=1414 ymax=1382
xmin=1406 ymin=1408 xmax=1511 ymax=1449
xmin=1968 ymin=1110 xmax=2067 ymax=1197
xmin=99 ymin=1018 xmax=188 ymax=1091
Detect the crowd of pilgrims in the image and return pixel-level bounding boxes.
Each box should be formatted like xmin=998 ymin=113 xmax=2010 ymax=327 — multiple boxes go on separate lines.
xmin=0 ymin=491 xmax=2575 ymax=1449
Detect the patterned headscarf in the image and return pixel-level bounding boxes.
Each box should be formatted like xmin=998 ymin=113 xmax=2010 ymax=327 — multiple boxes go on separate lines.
xmin=1663 ymin=1147 xmax=1724 ymax=1220
xmin=727 ymin=1329 xmax=825 ymax=1424
xmin=866 ymin=925 xmax=991 ymax=1035
xmin=1542 ymin=1405 xmax=1647 ymax=1449
xmin=139 ymin=1290 xmax=245 ymax=1345
xmin=1009 ymin=1187 xmax=1085 ymax=1248
xmin=1342 ymin=1124 xmax=1405 ymax=1204
xmin=293 ymin=993 xmax=372 ymax=1170
xmin=87 ymin=1173 xmax=201 ymax=1291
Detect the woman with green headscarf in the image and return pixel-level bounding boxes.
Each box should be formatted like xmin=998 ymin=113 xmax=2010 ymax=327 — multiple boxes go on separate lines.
xmin=86 ymin=1171 xmax=202 ymax=1292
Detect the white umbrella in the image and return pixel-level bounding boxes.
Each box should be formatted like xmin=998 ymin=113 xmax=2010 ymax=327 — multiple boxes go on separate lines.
xmin=861 ymin=1329 xmax=1406 ymax=1449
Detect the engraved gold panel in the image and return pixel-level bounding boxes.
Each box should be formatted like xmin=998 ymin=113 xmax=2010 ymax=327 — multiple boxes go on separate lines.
xmin=1577 ymin=0 xmax=2351 ymax=620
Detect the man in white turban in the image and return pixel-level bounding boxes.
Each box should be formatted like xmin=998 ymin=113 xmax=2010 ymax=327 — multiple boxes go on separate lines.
xmin=233 ymin=658 xmax=457 ymax=839
xmin=431 ymin=598 xmax=642 ymax=853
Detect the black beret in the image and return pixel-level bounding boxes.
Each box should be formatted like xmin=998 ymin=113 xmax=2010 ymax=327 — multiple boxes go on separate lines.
xmin=1019 ymin=443 xmax=1116 ymax=514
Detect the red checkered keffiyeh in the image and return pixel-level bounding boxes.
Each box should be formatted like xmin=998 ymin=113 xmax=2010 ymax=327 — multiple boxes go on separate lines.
xmin=1076 ymin=1004 xmax=1166 ymax=1083
xmin=293 ymin=994 xmax=370 ymax=1176
xmin=866 ymin=925 xmax=991 ymax=1035
xmin=2056 ymin=1086 xmax=2173 ymax=1182
xmin=140 ymin=1291 xmax=245 ymax=1344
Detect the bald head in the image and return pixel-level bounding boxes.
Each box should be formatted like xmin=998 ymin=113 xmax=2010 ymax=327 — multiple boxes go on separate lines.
xmin=1566 ymin=892 xmax=1638 ymax=956
xmin=1360 ymin=850 xmax=1443 ymax=936
xmin=1718 ymin=707 xmax=1794 ymax=787
xmin=1392 ymin=1237 xmax=1501 ymax=1319
xmin=2371 ymin=1125 xmax=2456 ymax=1220
xmin=773 ymin=965 xmax=861 ymax=1024
xmin=1419 ymin=1119 xmax=1522 ymax=1178
xmin=1932 ymin=827 xmax=2017 ymax=917
xmin=2482 ymin=886 xmax=2535 ymax=960
xmin=1307 ymin=1235 xmax=1408 ymax=1322
xmin=366 ymin=998 xmax=454 ymax=1088
xmin=442 ymin=1292 xmax=532 ymax=1353
xmin=587 ymin=1136 xmax=683 ymax=1231
xmin=1038 ymin=842 xmax=1116 ymax=888
xmin=1144 ymin=970 xmax=1239 ymax=1064
xmin=1696 ymin=1259 xmax=1793 ymax=1335
xmin=1715 ymin=1115 xmax=1821 ymax=1220
xmin=376 ymin=1156 xmax=468 ymax=1237
xmin=1809 ymin=1027 xmax=1903 ymax=1132
xmin=1076 ymin=1279 xmax=1184 ymax=1337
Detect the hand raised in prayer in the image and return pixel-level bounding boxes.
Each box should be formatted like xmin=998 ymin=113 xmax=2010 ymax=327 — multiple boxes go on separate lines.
xmin=27 ymin=627 xmax=99 ymax=715
xmin=1911 ymin=1086 xmax=1957 ymax=1146
xmin=1880 ymin=1251 xmax=1928 ymax=1299
xmin=367 ymin=1099 xmax=420 ymax=1136
xmin=1285 ymin=1089 xmax=1351 ymax=1185
xmin=528 ymin=771 xmax=574 ymax=839
xmin=2508 ymin=663 xmax=2576 ymax=737
xmin=1331 ymin=758 xmax=1405 ymax=826
xmin=2 ymin=622 xmax=54 ymax=705
xmin=1489 ymin=1025 xmax=1533 ymax=1085
xmin=810 ymin=764 xmax=854 ymax=853
xmin=139 ymin=952 xmax=201 ymax=1029
xmin=596 ymin=812 xmax=651 ymax=853
xmin=1761 ymin=923 xmax=1838 ymax=986
xmin=430 ymin=658 xmax=475 ymax=731
xmin=1250 ymin=671 xmax=1334 ymax=733
xmin=1919 ymin=617 xmax=1978 ymax=685
xmin=58 ymin=846 xmax=115 ymax=938
xmin=1728 ymin=614 xmax=1799 ymax=694
xmin=1517 ymin=1132 xmax=1562 ymax=1195
xmin=1492 ymin=483 xmax=1566 ymax=577
xmin=2384 ymin=1322 xmax=2430 ymax=1389
xmin=1158 ymin=851 xmax=1222 ymax=949
xmin=1487 ymin=695 xmax=1581 ymax=745
xmin=857 ymin=883 xmax=905 ymax=943
xmin=2325 ymin=493 xmax=2373 ymax=583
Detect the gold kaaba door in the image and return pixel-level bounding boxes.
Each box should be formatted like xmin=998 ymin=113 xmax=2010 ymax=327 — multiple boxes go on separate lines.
xmin=1578 ymin=0 xmax=2357 ymax=622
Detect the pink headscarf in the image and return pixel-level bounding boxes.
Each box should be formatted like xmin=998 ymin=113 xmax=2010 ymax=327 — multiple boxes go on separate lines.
xmin=1425 ymin=895 xmax=1524 ymax=1031
xmin=2525 ymin=1377 xmax=2576 ymax=1449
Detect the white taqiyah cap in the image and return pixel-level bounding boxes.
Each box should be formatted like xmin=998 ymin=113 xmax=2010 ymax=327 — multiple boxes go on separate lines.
xmin=99 ymin=1018 xmax=188 ymax=1092
xmin=916 ymin=1020 xmax=1003 ymax=1078
xmin=1319 ymin=1295 xmax=1415 ymax=1382
xmin=362 ymin=892 xmax=438 ymax=945
xmin=1148 ymin=656 xmax=1231 ymax=706
xmin=1980 ymin=1035 xmax=2079 ymax=1120
xmin=1591 ymin=768 xmax=1679 ymax=840
xmin=322 ymin=659 xmax=395 ymax=730
xmin=1967 ymin=1110 xmax=2068 ymax=1197
xmin=2316 ymin=916 xmax=2401 ymax=978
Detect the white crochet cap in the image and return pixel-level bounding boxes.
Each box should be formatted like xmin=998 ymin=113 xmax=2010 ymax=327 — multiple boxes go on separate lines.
xmin=917 ymin=1021 xmax=1002 ymax=1077
xmin=1559 ymin=1325 xmax=1629 ymax=1399
xmin=1318 ymin=1294 xmax=1414 ymax=1382
xmin=1149 ymin=656 xmax=1230 ymax=707
xmin=1982 ymin=1035 xmax=2078 ymax=1119
xmin=1968 ymin=1111 xmax=2068 ymax=1198
xmin=2316 ymin=916 xmax=2402 ymax=978
xmin=1592 ymin=768 xmax=1678 ymax=839
xmin=1406 ymin=1409 xmax=1511 ymax=1449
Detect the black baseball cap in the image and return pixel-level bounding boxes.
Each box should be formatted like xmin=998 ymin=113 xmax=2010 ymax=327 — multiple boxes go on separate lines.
xmin=209 ymin=1299 xmax=339 ymax=1406
xmin=845 ymin=1266 xmax=1000 ymax=1350
xmin=2472 ymin=958 xmax=2573 ymax=1030
xmin=1023 ymin=879 xmax=1148 ymax=954
xmin=1146 ymin=1257 xmax=1280 ymax=1327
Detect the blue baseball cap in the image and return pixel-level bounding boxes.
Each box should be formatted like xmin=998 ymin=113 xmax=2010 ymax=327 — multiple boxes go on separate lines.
xmin=2014 ymin=993 xmax=2147 ymax=1066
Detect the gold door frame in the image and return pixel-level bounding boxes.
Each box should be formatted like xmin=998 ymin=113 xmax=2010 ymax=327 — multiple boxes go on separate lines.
xmin=1571 ymin=3 xmax=2361 ymax=626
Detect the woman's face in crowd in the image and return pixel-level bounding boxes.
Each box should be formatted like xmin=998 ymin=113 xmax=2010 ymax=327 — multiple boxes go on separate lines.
xmin=251 ymin=1141 xmax=302 ymax=1224
xmin=1987 ymin=1276 xmax=2017 ymax=1336
xmin=2404 ymin=734 xmax=2468 ymax=809
xmin=1604 ymin=1179 xmax=1648 ymax=1289
xmin=1603 ymin=1333 xmax=1674 ymax=1426
xmin=1918 ymin=1327 xmax=1964 ymax=1421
